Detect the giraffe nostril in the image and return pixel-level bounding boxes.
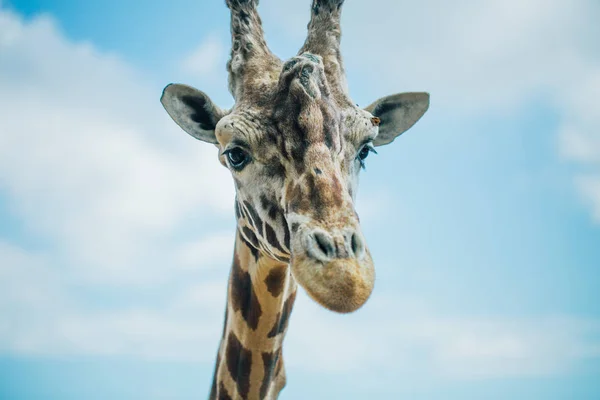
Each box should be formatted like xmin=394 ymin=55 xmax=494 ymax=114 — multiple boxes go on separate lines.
xmin=310 ymin=231 xmax=335 ymax=261
xmin=351 ymin=232 xmax=366 ymax=260
xmin=314 ymin=232 xmax=334 ymax=257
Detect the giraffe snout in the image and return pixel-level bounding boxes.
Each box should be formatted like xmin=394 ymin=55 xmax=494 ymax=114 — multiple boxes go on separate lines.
xmin=286 ymin=219 xmax=374 ymax=313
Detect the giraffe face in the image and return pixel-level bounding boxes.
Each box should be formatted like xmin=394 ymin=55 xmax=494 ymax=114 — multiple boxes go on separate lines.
xmin=161 ymin=55 xmax=428 ymax=314
xmin=210 ymin=54 xmax=377 ymax=313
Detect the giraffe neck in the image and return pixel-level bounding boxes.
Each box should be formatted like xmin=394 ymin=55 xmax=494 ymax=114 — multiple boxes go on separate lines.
xmin=210 ymin=231 xmax=297 ymax=400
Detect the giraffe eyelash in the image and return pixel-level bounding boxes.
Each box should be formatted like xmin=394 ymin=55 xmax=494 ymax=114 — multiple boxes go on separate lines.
xmin=357 ymin=145 xmax=377 ymax=170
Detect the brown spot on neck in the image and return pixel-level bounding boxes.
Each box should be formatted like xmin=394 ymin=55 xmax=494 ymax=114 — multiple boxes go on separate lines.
xmin=267 ymin=290 xmax=297 ymax=338
xmin=226 ymin=333 xmax=252 ymax=398
xmin=260 ymin=348 xmax=282 ymax=399
xmin=230 ymin=253 xmax=262 ymax=330
xmin=264 ymin=266 xmax=288 ymax=297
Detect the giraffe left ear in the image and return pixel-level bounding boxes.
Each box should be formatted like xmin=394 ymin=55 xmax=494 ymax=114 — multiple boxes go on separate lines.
xmin=161 ymin=83 xmax=227 ymax=145
xmin=365 ymin=92 xmax=430 ymax=146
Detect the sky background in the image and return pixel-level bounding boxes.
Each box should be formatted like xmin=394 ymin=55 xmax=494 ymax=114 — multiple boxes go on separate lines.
xmin=0 ymin=0 xmax=599 ymax=399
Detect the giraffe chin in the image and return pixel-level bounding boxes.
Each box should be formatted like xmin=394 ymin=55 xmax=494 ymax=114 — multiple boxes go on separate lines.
xmin=290 ymin=253 xmax=375 ymax=314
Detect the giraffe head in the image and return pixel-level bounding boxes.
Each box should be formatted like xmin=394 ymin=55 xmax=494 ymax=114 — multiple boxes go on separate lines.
xmin=161 ymin=0 xmax=429 ymax=313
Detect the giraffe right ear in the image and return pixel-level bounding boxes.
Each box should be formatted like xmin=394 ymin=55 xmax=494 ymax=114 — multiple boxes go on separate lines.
xmin=365 ymin=92 xmax=429 ymax=147
xmin=160 ymin=84 xmax=227 ymax=144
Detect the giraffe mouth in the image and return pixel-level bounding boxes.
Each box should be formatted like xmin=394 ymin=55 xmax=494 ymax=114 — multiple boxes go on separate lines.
xmin=284 ymin=212 xmax=375 ymax=313
xmin=289 ymin=249 xmax=375 ymax=314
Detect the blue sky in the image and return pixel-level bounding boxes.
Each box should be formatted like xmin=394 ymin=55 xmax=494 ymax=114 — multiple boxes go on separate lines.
xmin=0 ymin=0 xmax=599 ymax=399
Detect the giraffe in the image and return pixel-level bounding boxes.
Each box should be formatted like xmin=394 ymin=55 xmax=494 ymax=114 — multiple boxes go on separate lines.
xmin=160 ymin=0 xmax=429 ymax=398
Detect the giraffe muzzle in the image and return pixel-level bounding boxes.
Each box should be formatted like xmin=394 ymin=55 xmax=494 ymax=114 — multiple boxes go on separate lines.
xmin=289 ymin=225 xmax=375 ymax=313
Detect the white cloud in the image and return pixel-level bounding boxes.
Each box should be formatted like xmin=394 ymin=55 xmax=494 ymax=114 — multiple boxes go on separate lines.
xmin=0 ymin=240 xmax=228 ymax=361
xmin=311 ymin=0 xmax=599 ymax=111
xmin=176 ymin=232 xmax=236 ymax=270
xmin=576 ymin=176 xmax=600 ymax=222
xmin=349 ymin=0 xmax=600 ymax=221
xmin=0 ymin=8 xmax=235 ymax=284
xmin=285 ymin=293 xmax=600 ymax=379
xmin=180 ymin=34 xmax=224 ymax=78
xmin=558 ymin=68 xmax=600 ymax=221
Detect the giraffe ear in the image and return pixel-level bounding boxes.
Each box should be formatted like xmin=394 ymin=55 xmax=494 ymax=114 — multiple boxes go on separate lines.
xmin=160 ymin=84 xmax=227 ymax=144
xmin=365 ymin=92 xmax=429 ymax=146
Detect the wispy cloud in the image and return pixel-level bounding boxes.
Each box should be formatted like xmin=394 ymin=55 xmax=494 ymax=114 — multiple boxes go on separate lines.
xmin=576 ymin=176 xmax=600 ymax=222
xmin=0 ymin=8 xmax=234 ymax=285
xmin=285 ymin=293 xmax=600 ymax=379
xmin=346 ymin=0 xmax=600 ymax=221
xmin=180 ymin=34 xmax=225 ymax=78
xmin=559 ymin=69 xmax=600 ymax=222
xmin=176 ymin=232 xmax=236 ymax=270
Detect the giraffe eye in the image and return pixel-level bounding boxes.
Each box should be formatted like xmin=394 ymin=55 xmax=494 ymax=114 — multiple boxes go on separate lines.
xmin=357 ymin=145 xmax=376 ymax=170
xmin=358 ymin=146 xmax=370 ymax=160
xmin=225 ymin=147 xmax=250 ymax=170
